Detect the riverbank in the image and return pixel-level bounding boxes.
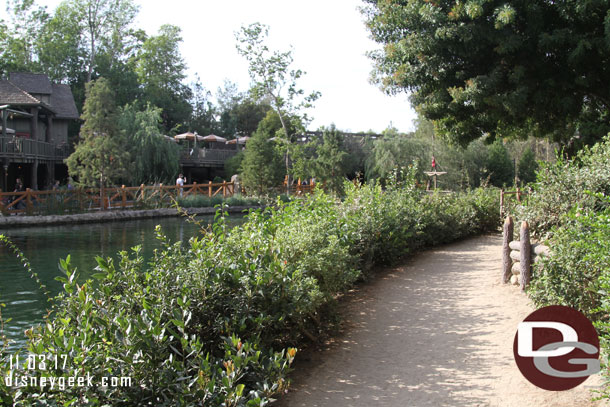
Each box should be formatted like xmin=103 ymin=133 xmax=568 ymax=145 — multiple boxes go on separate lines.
xmin=0 ymin=205 xmax=263 ymax=228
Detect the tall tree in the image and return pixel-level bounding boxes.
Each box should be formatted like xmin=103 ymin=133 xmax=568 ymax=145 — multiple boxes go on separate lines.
xmin=313 ymin=125 xmax=349 ymax=195
xmin=69 ymin=0 xmax=139 ymax=83
xmin=363 ymin=0 xmax=610 ymax=149
xmin=0 ymin=0 xmax=49 ymax=75
xmin=66 ymin=77 xmax=130 ymax=191
xmin=486 ymin=138 xmax=514 ymax=187
xmin=188 ymin=75 xmax=216 ymax=136
xmin=118 ymin=103 xmax=180 ymax=184
xmin=135 ymin=24 xmax=192 ymax=132
xmin=239 ymin=111 xmax=285 ymax=195
xmin=236 ymin=22 xmax=320 ymax=191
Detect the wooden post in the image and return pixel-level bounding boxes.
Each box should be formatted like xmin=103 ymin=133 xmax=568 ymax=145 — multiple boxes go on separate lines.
xmin=502 ymin=216 xmax=514 ymax=283
xmin=121 ymin=185 xmax=126 ymax=208
xmin=516 ymin=186 xmax=521 ymax=203
xmin=222 ymin=181 xmax=227 ymax=198
xmin=500 ymin=188 xmax=504 ymax=219
xmin=26 ymin=188 xmax=32 ymax=213
xmin=519 ymin=221 xmax=531 ymax=291
xmin=193 ymin=181 xmax=197 ymax=196
xmin=208 ymin=181 xmax=212 ymax=197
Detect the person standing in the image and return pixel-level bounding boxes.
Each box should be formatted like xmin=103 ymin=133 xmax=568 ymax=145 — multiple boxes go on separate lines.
xmin=176 ymin=173 xmax=184 ymax=197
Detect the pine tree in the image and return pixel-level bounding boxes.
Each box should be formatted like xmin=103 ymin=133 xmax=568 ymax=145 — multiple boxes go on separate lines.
xmin=65 ymin=78 xmax=130 ymax=195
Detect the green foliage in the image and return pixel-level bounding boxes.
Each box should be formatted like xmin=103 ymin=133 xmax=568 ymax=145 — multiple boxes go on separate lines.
xmin=65 ymin=78 xmax=130 ymax=187
xmin=311 ymin=125 xmax=349 ymax=195
xmin=517 ymin=147 xmax=538 ymax=185
xmin=513 ymin=136 xmax=610 ymax=238
xmin=486 ymin=139 xmax=514 ymax=187
xmin=362 ymin=0 xmax=610 ymax=148
xmin=135 ymin=24 xmax=192 ymax=132
xmin=118 ymin=103 xmax=180 ymax=184
xmin=224 ymin=150 xmax=245 ymax=178
xmin=0 ymin=173 xmax=499 ymax=405
xmin=240 ymin=112 xmax=285 ymax=195
xmin=366 ymin=121 xmax=492 ymax=189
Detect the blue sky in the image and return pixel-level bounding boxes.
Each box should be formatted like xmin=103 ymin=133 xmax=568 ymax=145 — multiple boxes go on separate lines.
xmin=4 ymin=0 xmax=418 ymax=133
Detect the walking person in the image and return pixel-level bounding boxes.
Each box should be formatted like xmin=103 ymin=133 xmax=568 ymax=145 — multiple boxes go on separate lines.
xmin=176 ymin=173 xmax=184 ymax=197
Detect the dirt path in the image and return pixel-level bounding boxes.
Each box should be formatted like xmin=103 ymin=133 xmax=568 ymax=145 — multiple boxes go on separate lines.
xmin=277 ymin=234 xmax=606 ymax=407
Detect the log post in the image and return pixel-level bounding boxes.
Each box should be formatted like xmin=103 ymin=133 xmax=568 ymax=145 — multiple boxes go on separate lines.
xmin=208 ymin=181 xmax=212 ymax=197
xmin=520 ymin=221 xmax=531 ymax=291
xmin=502 ymin=216 xmax=514 ymax=283
xmin=222 ymin=181 xmax=227 ymax=198
xmin=500 ymin=188 xmax=504 ymax=219
xmin=121 ymin=185 xmax=126 ymax=208
xmin=26 ymin=188 xmax=32 ymax=213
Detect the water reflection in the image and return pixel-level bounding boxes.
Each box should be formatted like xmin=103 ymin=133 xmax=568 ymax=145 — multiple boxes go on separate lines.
xmin=0 ymin=214 xmax=239 ymax=348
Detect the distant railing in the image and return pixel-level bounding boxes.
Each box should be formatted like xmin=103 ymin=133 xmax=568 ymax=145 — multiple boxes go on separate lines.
xmin=0 ymin=181 xmax=235 ymax=215
xmin=0 ymin=137 xmax=68 ymax=160
xmin=179 ymin=148 xmax=238 ymax=166
xmin=500 ymin=187 xmax=530 ymax=219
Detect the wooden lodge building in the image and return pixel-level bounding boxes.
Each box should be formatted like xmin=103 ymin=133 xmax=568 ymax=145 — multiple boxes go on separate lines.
xmin=0 ymin=72 xmax=79 ymax=192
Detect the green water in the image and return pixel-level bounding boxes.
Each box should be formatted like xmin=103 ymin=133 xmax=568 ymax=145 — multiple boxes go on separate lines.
xmin=0 ymin=215 xmax=239 ymax=349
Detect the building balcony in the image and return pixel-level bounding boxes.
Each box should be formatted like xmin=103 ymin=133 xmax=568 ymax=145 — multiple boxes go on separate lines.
xmin=0 ymin=136 xmax=69 ymax=163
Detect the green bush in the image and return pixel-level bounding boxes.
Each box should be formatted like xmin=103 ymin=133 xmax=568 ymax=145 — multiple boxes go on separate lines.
xmin=513 ymin=136 xmax=610 ymax=238
xmin=0 ymin=172 xmax=500 ymax=406
xmin=176 ymin=195 xmax=262 ymax=208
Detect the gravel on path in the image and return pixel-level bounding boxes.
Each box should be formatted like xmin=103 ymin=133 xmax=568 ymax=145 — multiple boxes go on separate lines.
xmin=277 ymin=234 xmax=606 ymax=407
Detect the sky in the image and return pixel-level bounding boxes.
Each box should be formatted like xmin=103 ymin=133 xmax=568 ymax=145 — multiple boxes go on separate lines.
xmin=4 ymin=0 xmax=418 ymax=133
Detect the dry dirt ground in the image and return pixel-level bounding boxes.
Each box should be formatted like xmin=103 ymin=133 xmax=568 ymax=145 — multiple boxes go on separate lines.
xmin=276 ymin=234 xmax=608 ymax=407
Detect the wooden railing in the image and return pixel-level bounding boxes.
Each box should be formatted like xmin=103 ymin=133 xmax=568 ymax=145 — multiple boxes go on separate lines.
xmin=179 ymin=148 xmax=238 ymax=166
xmin=0 ymin=137 xmax=69 ymax=160
xmin=0 ymin=181 xmax=235 ymax=215
xmin=500 ymin=187 xmax=529 ymax=219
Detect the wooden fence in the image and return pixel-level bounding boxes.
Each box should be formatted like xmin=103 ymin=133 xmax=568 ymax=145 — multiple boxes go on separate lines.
xmin=500 ymin=187 xmax=529 ymax=219
xmin=0 ymin=181 xmax=235 ymax=215
xmin=502 ymin=216 xmax=550 ymax=291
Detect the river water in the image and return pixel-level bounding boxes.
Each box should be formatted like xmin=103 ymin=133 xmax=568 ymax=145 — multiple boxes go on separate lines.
xmin=0 ymin=215 xmax=239 ymax=349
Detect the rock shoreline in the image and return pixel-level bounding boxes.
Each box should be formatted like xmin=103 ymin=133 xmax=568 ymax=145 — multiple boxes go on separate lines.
xmin=0 ymin=206 xmax=263 ymax=229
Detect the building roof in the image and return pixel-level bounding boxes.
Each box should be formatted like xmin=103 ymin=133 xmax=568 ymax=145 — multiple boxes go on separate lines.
xmin=0 ymin=80 xmax=41 ymax=105
xmin=0 ymin=73 xmax=79 ymax=120
xmin=9 ymin=72 xmax=53 ymax=95
xmin=50 ymin=84 xmax=79 ymax=119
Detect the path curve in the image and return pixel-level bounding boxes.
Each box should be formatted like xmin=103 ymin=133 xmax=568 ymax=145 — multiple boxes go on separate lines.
xmin=277 ymin=234 xmax=606 ymax=407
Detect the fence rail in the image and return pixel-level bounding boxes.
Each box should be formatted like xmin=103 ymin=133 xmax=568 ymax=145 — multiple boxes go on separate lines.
xmin=0 ymin=181 xmax=236 ymax=216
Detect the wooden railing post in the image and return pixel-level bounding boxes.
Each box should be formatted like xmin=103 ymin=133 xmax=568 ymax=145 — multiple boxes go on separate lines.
xmin=26 ymin=188 xmax=32 ymax=213
xmin=208 ymin=181 xmax=212 ymax=197
xmin=516 ymin=186 xmax=521 ymax=203
xmin=222 ymin=181 xmax=227 ymax=197
xmin=121 ymin=185 xmax=126 ymax=208
xmin=500 ymin=188 xmax=504 ymax=219
xmin=193 ymin=181 xmax=197 ymax=196
xmin=502 ymin=216 xmax=514 ymax=283
xmin=519 ymin=221 xmax=531 ymax=291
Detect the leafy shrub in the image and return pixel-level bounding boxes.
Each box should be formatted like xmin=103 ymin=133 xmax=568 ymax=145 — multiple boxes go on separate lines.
xmin=513 ymin=136 xmax=610 ymax=238
xmin=0 ymin=174 xmax=500 ymax=405
xmin=176 ymin=195 xmax=261 ymax=208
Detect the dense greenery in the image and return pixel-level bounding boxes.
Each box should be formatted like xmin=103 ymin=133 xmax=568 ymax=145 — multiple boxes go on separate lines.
xmin=1 ymin=175 xmax=499 ymax=405
xmin=65 ymin=78 xmax=130 ymax=188
xmin=362 ymin=0 xmax=610 ymax=149
xmin=510 ymin=136 xmax=610 ymax=398
xmin=513 ymin=136 xmax=610 ymax=238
